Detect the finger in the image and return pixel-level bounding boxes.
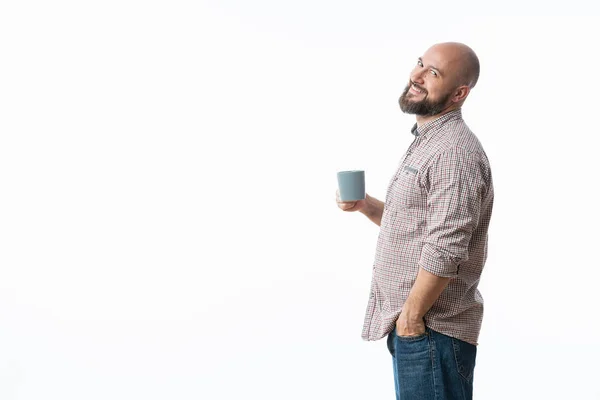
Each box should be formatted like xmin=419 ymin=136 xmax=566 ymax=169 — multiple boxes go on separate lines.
xmin=339 ymin=202 xmax=355 ymax=210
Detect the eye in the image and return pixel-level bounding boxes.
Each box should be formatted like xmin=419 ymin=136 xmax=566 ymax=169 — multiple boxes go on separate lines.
xmin=417 ymin=59 xmax=423 ymax=67
xmin=430 ymin=70 xmax=438 ymax=77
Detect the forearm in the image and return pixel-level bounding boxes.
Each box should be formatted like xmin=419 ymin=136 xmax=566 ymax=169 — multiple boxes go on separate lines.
xmin=402 ymin=267 xmax=452 ymax=322
xmin=359 ymin=194 xmax=384 ymax=226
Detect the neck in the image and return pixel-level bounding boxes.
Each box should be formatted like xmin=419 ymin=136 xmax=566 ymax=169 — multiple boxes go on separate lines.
xmin=415 ymin=105 xmax=461 ymax=127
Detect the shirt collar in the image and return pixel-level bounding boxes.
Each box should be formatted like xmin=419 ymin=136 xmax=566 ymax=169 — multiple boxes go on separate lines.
xmin=411 ymin=109 xmax=463 ymax=138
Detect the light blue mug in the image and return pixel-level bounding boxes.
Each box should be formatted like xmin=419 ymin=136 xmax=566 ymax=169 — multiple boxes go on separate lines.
xmin=337 ymin=170 xmax=365 ymax=201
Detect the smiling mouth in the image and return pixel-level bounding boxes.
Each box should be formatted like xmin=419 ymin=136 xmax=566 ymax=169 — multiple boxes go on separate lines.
xmin=409 ymin=83 xmax=426 ymax=95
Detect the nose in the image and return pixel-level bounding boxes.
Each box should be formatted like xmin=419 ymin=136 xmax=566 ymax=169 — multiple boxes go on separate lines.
xmin=410 ymin=68 xmax=426 ymax=85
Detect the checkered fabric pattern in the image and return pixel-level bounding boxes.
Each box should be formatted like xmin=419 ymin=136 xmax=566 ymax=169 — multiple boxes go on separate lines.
xmin=362 ymin=109 xmax=494 ymax=345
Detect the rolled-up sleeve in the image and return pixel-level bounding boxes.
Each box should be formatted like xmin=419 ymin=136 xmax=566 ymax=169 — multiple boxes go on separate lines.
xmin=418 ymin=148 xmax=487 ymax=278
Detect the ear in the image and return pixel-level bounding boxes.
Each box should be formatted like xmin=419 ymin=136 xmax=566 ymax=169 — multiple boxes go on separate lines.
xmin=452 ymin=85 xmax=470 ymax=103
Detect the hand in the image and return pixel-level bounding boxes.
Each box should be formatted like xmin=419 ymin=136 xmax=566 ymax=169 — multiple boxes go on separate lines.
xmin=395 ymin=312 xmax=426 ymax=337
xmin=336 ymin=190 xmax=368 ymax=213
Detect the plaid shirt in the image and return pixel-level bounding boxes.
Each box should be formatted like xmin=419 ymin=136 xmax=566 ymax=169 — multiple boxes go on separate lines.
xmin=362 ymin=109 xmax=494 ymax=345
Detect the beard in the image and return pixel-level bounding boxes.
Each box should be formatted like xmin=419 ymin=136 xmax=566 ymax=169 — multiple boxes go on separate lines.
xmin=398 ymin=83 xmax=452 ymax=116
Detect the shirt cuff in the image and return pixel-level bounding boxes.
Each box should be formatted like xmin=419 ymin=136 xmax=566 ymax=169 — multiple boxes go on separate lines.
xmin=418 ymin=243 xmax=460 ymax=278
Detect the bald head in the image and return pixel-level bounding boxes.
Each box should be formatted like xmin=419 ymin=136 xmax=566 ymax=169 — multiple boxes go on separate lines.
xmin=400 ymin=42 xmax=480 ymax=119
xmin=428 ymin=42 xmax=480 ymax=89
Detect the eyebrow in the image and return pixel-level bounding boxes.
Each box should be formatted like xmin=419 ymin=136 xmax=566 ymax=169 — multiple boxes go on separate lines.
xmin=419 ymin=57 xmax=442 ymax=76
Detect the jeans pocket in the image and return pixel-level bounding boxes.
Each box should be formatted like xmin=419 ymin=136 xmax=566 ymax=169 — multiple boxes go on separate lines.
xmin=395 ymin=331 xmax=428 ymax=342
xmin=452 ymin=337 xmax=477 ymax=382
xmin=394 ymin=330 xmax=430 ymax=362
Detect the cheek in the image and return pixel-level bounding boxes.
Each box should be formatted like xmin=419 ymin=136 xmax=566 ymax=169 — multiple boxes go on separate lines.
xmin=424 ymin=82 xmax=445 ymax=99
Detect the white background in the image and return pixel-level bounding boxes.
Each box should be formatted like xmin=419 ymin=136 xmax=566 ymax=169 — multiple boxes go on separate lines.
xmin=1 ymin=1 xmax=600 ymax=399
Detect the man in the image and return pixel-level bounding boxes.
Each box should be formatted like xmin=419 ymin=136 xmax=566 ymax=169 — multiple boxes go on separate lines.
xmin=336 ymin=42 xmax=494 ymax=399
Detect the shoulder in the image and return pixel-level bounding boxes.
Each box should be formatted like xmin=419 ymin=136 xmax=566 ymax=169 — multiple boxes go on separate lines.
xmin=438 ymin=119 xmax=487 ymax=158
xmin=425 ymin=122 xmax=492 ymax=185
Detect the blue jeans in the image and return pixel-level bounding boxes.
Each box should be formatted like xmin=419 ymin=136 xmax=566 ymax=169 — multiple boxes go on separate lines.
xmin=386 ymin=327 xmax=477 ymax=400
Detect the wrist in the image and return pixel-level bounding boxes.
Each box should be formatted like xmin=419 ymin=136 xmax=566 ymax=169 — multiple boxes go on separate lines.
xmin=359 ymin=194 xmax=374 ymax=216
xmin=402 ymin=299 xmax=425 ymax=321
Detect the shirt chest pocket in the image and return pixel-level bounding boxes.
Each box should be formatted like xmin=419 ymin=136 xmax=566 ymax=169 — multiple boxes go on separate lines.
xmin=390 ymin=166 xmax=423 ymax=211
